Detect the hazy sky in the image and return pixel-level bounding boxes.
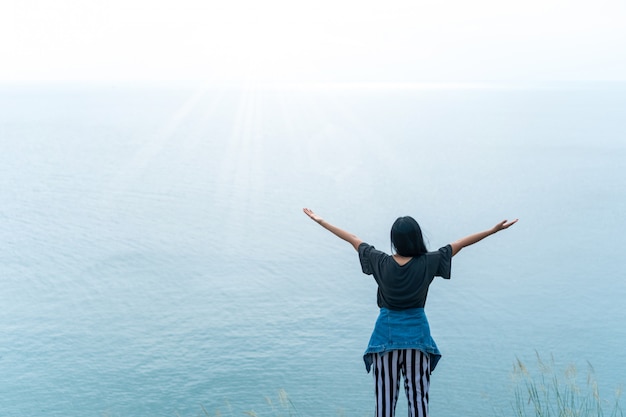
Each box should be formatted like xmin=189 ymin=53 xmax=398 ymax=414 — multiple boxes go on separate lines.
xmin=2 ymin=0 xmax=625 ymax=84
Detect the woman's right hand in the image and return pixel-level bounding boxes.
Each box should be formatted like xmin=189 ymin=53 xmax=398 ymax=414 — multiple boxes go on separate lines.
xmin=492 ymin=219 xmax=518 ymax=233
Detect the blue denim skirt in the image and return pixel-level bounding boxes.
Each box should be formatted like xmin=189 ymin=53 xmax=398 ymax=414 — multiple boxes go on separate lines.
xmin=363 ymin=308 xmax=442 ymax=373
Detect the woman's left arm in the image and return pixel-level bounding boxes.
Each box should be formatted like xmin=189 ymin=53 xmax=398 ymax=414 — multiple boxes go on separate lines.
xmin=303 ymin=208 xmax=363 ymax=251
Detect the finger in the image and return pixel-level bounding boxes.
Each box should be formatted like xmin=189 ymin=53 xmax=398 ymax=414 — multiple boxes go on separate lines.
xmin=503 ymin=219 xmax=518 ymax=228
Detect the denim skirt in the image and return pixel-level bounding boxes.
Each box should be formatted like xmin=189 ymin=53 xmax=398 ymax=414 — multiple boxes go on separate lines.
xmin=363 ymin=307 xmax=442 ymax=373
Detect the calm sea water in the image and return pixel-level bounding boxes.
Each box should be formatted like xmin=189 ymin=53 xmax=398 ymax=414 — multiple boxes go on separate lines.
xmin=1 ymin=82 xmax=625 ymax=417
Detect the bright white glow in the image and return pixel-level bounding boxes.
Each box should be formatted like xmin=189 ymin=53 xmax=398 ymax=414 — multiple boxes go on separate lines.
xmin=2 ymin=0 xmax=625 ymax=83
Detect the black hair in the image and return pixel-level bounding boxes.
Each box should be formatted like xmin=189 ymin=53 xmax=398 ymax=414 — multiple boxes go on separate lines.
xmin=390 ymin=216 xmax=428 ymax=257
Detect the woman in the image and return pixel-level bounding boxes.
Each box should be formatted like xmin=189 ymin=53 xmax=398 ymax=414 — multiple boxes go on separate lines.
xmin=303 ymin=208 xmax=517 ymax=417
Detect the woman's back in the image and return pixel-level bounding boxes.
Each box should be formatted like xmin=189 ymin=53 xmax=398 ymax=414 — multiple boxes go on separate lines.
xmin=358 ymin=243 xmax=452 ymax=310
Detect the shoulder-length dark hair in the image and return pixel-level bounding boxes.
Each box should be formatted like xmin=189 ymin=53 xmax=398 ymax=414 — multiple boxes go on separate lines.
xmin=390 ymin=216 xmax=428 ymax=257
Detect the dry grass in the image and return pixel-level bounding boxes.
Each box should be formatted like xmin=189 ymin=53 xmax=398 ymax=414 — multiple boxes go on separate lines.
xmin=512 ymin=354 xmax=623 ymax=417
xmin=202 ymin=390 xmax=301 ymax=417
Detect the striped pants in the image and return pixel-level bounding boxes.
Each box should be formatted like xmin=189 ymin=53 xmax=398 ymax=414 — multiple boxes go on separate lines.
xmin=372 ymin=349 xmax=430 ymax=417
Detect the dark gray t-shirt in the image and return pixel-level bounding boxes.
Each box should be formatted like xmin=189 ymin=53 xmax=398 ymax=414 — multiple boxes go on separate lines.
xmin=358 ymin=243 xmax=452 ymax=310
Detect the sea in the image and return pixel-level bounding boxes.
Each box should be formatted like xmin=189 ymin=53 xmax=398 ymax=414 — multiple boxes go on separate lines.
xmin=1 ymin=81 xmax=625 ymax=417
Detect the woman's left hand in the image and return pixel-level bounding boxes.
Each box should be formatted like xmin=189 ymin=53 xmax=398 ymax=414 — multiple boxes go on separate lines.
xmin=303 ymin=208 xmax=324 ymax=224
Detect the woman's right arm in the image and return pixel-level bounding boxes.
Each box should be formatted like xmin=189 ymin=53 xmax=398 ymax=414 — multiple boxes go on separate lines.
xmin=450 ymin=219 xmax=518 ymax=256
xmin=303 ymin=208 xmax=363 ymax=251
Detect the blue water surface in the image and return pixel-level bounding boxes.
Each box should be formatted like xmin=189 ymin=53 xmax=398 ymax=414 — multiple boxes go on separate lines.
xmin=1 ymin=82 xmax=625 ymax=417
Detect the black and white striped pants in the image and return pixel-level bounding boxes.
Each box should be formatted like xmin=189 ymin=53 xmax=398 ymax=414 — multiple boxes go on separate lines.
xmin=372 ymin=349 xmax=430 ymax=417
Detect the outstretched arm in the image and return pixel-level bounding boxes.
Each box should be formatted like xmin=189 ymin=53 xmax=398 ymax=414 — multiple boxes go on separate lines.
xmin=303 ymin=208 xmax=363 ymax=251
xmin=451 ymin=219 xmax=518 ymax=256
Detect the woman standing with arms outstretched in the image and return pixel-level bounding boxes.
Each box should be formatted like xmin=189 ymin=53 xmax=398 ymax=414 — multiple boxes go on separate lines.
xmin=303 ymin=208 xmax=517 ymax=417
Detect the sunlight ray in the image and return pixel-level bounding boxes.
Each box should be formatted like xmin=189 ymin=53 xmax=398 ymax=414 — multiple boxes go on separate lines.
xmin=213 ymin=84 xmax=266 ymax=249
xmin=107 ymin=86 xmax=208 ymax=193
xmin=175 ymin=87 xmax=229 ymax=165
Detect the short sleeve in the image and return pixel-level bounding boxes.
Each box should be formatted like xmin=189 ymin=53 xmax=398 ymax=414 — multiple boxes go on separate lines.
xmin=358 ymin=242 xmax=375 ymax=275
xmin=436 ymin=244 xmax=453 ymax=279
